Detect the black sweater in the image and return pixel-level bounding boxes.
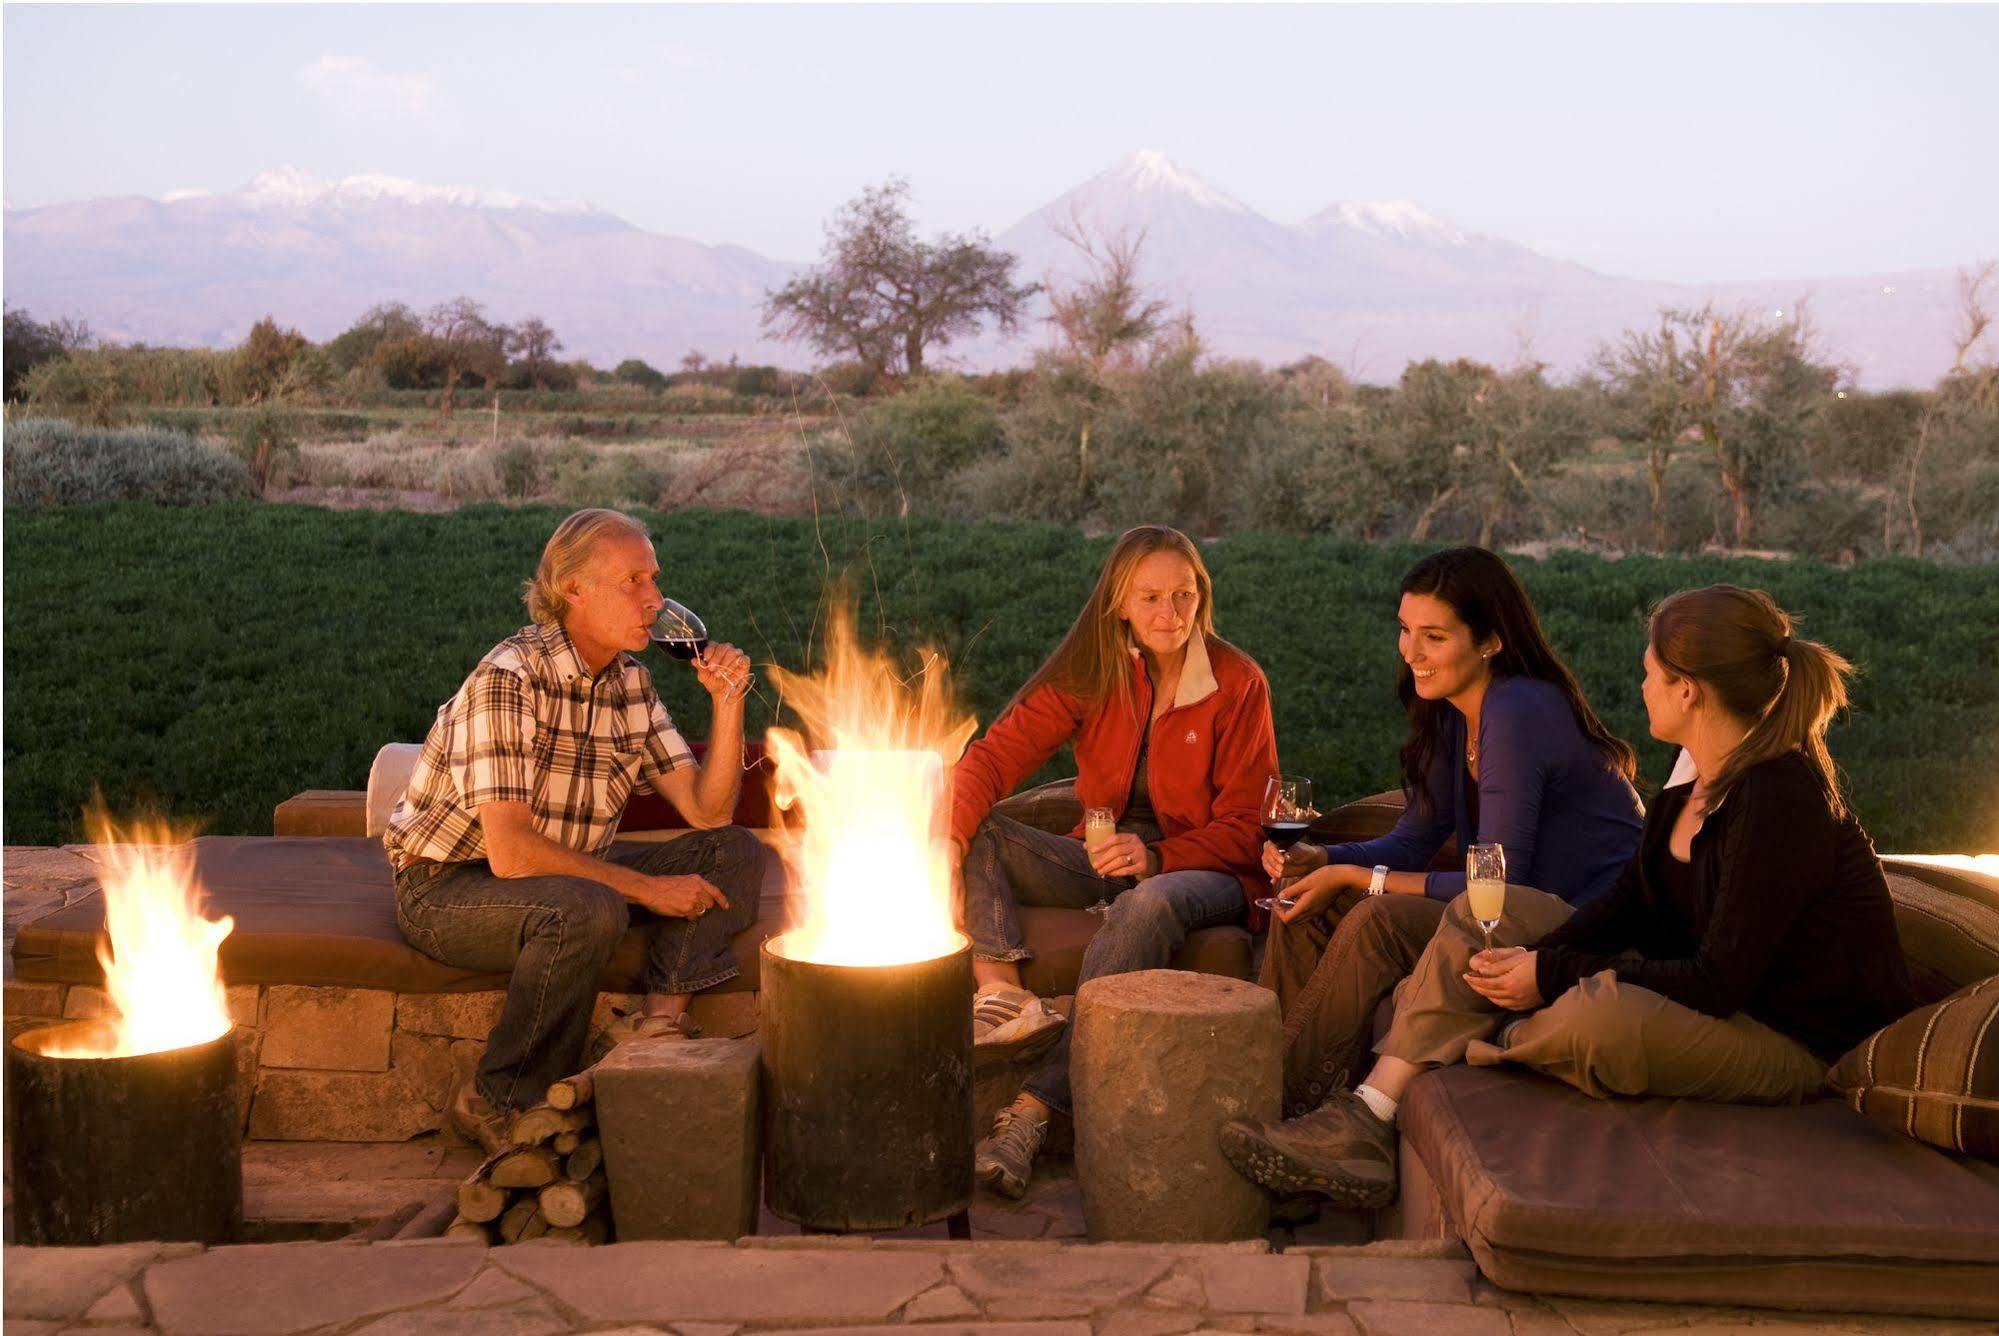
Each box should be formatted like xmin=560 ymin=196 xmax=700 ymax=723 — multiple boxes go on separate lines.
xmin=1533 ymin=750 xmax=1914 ymax=1061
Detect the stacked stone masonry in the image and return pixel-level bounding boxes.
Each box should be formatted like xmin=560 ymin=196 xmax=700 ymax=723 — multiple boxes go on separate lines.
xmin=2 ymin=979 xmax=759 ymax=1144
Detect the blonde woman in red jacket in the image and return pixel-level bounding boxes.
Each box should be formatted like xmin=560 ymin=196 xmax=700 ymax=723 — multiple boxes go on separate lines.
xmin=950 ymin=525 xmax=1279 ymax=1197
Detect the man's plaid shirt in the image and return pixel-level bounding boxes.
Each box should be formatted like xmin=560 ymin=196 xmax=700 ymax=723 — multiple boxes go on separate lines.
xmin=384 ymin=620 xmax=695 ymax=872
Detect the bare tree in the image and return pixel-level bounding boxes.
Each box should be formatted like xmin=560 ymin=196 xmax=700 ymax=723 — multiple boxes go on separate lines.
xmin=425 ymin=298 xmax=509 ymax=418
xmin=1045 ymin=212 xmax=1173 ymax=376
xmin=508 ymin=317 xmax=564 ymax=390
xmin=1601 ymin=303 xmax=1834 ymax=549
xmin=1902 ymin=261 xmax=1996 ymax=556
xmin=1599 ymin=316 xmax=1695 ymax=548
xmin=763 ymin=180 xmax=1039 ymax=380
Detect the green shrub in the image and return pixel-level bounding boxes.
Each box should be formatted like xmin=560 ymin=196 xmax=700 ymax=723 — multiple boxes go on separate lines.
xmin=494 ymin=439 xmax=540 ymax=499
xmin=613 ymin=359 xmax=669 ymax=391
xmin=228 ymin=408 xmax=302 ymax=495
xmin=548 ymin=443 xmax=663 ymax=508
xmin=813 ymin=377 xmax=1007 ymax=516
xmin=732 ymin=365 xmax=781 ymax=397
xmin=813 ymin=361 xmax=881 ymax=398
xmin=3 ymin=418 xmax=250 ymax=505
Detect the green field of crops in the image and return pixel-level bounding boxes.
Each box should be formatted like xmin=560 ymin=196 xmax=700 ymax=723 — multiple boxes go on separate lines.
xmin=6 ymin=503 xmax=1996 ymax=854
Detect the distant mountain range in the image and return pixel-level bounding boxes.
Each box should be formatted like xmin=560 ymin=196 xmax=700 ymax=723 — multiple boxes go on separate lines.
xmin=3 ymin=151 xmax=1978 ymax=387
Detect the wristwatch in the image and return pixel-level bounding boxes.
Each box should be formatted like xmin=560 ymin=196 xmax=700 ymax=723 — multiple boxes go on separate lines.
xmin=1368 ymin=865 xmax=1390 ymax=896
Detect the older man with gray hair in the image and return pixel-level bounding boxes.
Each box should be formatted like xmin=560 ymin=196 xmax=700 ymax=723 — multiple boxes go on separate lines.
xmin=386 ymin=507 xmax=768 ymax=1150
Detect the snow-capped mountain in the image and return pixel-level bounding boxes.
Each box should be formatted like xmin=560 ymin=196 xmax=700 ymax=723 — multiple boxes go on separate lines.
xmin=225 ymin=166 xmax=601 ymax=216
xmin=2 ymin=153 xmax=1976 ymax=386
xmin=2 ymin=168 xmax=798 ymax=364
xmin=994 ymin=152 xmax=1966 ymax=385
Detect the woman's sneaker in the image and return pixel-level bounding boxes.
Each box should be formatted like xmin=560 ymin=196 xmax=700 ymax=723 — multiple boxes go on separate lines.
xmin=974 ymin=1095 xmax=1050 ymax=1199
xmin=972 ymin=982 xmax=1064 ymax=1050
xmin=1217 ymin=1090 xmax=1399 ymax=1210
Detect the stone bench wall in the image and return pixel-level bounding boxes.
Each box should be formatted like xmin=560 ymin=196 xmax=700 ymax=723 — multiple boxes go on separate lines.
xmin=2 ymin=979 xmax=758 ymax=1143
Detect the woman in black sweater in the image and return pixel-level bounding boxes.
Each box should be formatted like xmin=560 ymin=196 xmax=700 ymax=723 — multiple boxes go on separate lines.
xmin=1220 ymin=584 xmax=1915 ymax=1208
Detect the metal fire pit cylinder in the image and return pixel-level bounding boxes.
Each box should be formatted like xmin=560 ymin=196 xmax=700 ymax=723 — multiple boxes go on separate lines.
xmin=4 ymin=1020 xmax=243 ymax=1246
xmin=760 ymin=935 xmax=973 ymax=1231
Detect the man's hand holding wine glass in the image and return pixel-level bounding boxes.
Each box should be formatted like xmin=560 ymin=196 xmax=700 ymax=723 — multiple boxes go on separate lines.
xmin=692 ymin=642 xmax=753 ymax=704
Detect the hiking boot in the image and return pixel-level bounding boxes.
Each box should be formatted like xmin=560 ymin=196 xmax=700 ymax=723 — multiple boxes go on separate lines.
xmin=1218 ymin=1089 xmax=1399 ymax=1210
xmin=974 ymin=1096 xmax=1050 ymax=1199
xmin=449 ymin=1076 xmax=513 ymax=1157
xmin=973 ymin=982 xmax=1064 ymax=1051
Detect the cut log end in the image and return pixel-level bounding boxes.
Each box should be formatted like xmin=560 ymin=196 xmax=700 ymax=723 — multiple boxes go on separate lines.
xmin=510 ymin=1105 xmax=594 ymax=1147
xmin=563 ymin=1137 xmax=602 ymax=1183
xmin=538 ymin=1171 xmax=606 ymax=1229
xmin=490 ymin=1146 xmax=561 ymax=1190
xmin=545 ymin=1072 xmax=594 ymax=1111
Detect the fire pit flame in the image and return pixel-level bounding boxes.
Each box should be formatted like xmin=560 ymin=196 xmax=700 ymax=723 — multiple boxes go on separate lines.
xmin=765 ymin=604 xmax=978 ymax=967
xmin=39 ymin=808 xmax=235 ymax=1059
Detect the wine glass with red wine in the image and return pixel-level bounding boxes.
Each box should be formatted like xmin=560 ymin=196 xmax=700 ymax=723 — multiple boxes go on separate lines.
xmin=650 ymin=599 xmax=711 ymax=662
xmin=1254 ymin=774 xmax=1315 ymax=913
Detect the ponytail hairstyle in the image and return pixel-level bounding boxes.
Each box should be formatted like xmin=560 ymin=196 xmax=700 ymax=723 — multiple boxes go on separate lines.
xmin=1647 ymin=584 xmax=1854 ymax=817
xmin=1396 ymin=547 xmax=1636 ymax=814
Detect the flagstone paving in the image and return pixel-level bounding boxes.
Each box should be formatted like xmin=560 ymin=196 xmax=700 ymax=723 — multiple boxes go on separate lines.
xmin=5 ymin=1235 xmax=1994 ymax=1336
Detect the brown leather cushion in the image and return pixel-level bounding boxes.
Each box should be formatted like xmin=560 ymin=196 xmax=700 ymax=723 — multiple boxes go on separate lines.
xmin=1311 ymin=790 xmax=1460 ymax=871
xmin=10 ymin=836 xmax=781 ymax=996
xmin=8 ymin=834 xmax=1248 ymax=998
xmin=1830 ymin=976 xmax=1999 ymax=1161
xmin=994 ymin=780 xmax=1459 ymax=871
xmin=991 ymin=779 xmax=1085 ymax=836
xmin=1882 ymin=863 xmax=1999 ymax=1003
xmin=1401 ymin=1063 xmax=1999 ymax=1317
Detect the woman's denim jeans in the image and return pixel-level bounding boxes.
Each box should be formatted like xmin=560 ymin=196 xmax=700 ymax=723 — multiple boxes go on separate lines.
xmin=960 ymin=812 xmax=1245 ymax=1114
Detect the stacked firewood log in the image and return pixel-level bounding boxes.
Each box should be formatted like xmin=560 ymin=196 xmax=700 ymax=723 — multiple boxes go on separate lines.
xmin=446 ymin=1070 xmax=610 ymax=1244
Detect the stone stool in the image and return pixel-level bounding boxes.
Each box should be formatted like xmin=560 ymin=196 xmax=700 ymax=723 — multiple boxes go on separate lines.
xmin=594 ymin=1037 xmax=761 ymax=1239
xmin=1070 ymin=968 xmax=1281 ymax=1241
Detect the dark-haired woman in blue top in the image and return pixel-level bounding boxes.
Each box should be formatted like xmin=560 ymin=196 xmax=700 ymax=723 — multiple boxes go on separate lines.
xmin=1261 ymin=547 xmax=1643 ymax=1115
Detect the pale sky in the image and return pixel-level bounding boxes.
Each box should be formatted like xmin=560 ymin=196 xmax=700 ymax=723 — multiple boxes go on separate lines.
xmin=5 ymin=3 xmax=1996 ymax=282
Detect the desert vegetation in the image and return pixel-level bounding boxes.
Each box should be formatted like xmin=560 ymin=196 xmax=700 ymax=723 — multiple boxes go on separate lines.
xmin=5 ymin=183 xmax=1994 ymax=563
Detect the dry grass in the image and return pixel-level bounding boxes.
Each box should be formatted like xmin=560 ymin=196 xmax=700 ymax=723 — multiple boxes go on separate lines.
xmin=271 ymin=418 xmax=825 ymax=515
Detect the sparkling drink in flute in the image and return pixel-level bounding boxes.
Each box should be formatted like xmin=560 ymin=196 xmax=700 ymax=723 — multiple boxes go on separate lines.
xmin=1466 ymin=843 xmax=1506 ymax=951
xmin=1083 ymin=807 xmax=1116 ymax=915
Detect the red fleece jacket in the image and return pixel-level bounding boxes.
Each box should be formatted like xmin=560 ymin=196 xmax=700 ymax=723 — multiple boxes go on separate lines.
xmin=949 ymin=634 xmax=1279 ymax=918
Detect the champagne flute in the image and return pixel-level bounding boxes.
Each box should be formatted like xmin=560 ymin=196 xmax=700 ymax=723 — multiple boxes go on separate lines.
xmin=1254 ymin=774 xmax=1314 ymax=913
xmin=1082 ymin=806 xmax=1116 ymax=915
xmin=1466 ymin=843 xmax=1506 ymax=952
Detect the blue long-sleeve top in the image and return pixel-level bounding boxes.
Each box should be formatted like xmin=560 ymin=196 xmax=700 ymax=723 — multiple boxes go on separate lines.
xmin=1320 ymin=675 xmax=1644 ymax=904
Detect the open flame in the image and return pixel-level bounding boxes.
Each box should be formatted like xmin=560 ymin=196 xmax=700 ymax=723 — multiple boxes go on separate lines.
xmin=764 ymin=604 xmax=979 ymax=966
xmin=37 ymin=807 xmax=236 ymax=1059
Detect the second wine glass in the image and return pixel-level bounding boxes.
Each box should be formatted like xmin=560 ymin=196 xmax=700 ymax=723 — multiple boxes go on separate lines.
xmin=1254 ymin=774 xmax=1314 ymax=913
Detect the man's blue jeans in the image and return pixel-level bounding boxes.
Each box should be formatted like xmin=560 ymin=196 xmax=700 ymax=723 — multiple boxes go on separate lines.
xmin=394 ymin=826 xmax=768 ymax=1111
xmin=960 ymin=812 xmax=1245 ymax=1115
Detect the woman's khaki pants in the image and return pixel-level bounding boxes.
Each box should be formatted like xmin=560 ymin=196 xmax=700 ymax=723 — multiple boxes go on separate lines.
xmin=1265 ymin=885 xmax=1826 ymax=1108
